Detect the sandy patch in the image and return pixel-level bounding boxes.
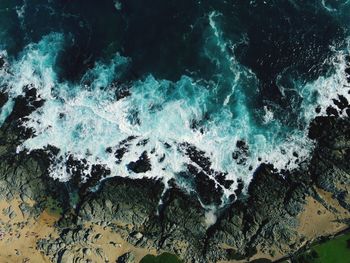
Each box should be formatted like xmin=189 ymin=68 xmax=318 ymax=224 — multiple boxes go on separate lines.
xmin=218 ymin=243 xmax=282 ymax=263
xmin=219 ymin=188 xmax=350 ymax=263
xmin=69 ymin=223 xmax=158 ymax=262
xmin=0 ymin=198 xmax=58 ymax=263
xmin=0 ymin=197 xmax=157 ymax=262
xmin=297 ymin=188 xmax=350 ymax=240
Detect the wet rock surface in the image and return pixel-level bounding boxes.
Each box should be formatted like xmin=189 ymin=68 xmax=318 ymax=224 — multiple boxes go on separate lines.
xmin=0 ymin=85 xmax=349 ymax=262
xmin=0 ymin=92 xmax=7 ymax=109
xmin=127 ymin=151 xmax=152 ymax=173
xmin=309 ymin=117 xmax=350 ymax=210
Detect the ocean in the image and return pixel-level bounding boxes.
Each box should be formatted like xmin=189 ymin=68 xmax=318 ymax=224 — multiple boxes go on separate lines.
xmin=0 ymin=0 xmax=349 ymax=207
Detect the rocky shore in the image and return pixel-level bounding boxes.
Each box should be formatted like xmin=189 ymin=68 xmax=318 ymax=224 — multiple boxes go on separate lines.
xmin=0 ymin=60 xmax=350 ymax=262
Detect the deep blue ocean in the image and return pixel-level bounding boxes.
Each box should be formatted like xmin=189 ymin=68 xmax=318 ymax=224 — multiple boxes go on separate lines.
xmin=0 ymin=0 xmax=350 ymax=207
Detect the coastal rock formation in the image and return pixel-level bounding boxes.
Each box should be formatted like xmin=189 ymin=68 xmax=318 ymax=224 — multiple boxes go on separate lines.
xmin=0 ymin=86 xmax=350 ymax=262
xmin=1 ymin=1 xmax=350 ymax=262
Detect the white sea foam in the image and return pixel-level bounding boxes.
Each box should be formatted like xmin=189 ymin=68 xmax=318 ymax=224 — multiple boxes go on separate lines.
xmin=0 ymin=30 xmax=349 ymax=205
xmin=300 ymin=41 xmax=350 ymax=120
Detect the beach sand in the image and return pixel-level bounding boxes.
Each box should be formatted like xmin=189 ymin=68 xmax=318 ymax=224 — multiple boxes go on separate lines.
xmin=0 ymin=197 xmax=156 ymax=263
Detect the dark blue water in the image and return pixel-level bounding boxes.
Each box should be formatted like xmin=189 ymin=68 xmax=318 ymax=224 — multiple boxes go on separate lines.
xmin=0 ymin=0 xmax=349 ymax=206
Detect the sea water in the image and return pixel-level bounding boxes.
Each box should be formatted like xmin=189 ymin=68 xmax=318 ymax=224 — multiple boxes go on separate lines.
xmin=0 ymin=0 xmax=349 ymax=206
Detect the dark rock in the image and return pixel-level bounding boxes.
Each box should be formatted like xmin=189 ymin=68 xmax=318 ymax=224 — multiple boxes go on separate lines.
xmin=127 ymin=151 xmax=151 ymax=173
xmin=180 ymin=142 xmax=233 ymax=191
xmin=117 ymin=252 xmax=135 ymax=263
xmin=158 ymin=154 xmax=166 ymax=163
xmin=0 ymin=56 xmax=5 ymax=69
xmin=232 ymin=140 xmax=249 ymax=165
xmin=0 ymin=131 xmax=69 ymax=220
xmin=2 ymin=87 xmax=44 ymax=139
xmin=308 ymin=116 xmax=337 ymax=141
xmin=114 ymin=147 xmax=128 ymax=164
xmin=111 ymin=81 xmax=132 ymax=101
xmin=0 ymin=82 xmax=349 ymax=263
xmin=144 ymin=187 xmax=208 ymax=261
xmin=215 ymin=172 xmax=234 ymax=189
xmin=187 ymin=164 xmax=223 ymax=206
xmin=346 ymin=108 xmax=350 ymax=117
xmin=114 ymin=136 xmax=137 ymax=164
xmin=204 ymin=163 xmax=311 ymax=262
xmin=58 ymin=249 xmax=75 ymax=262
xmin=333 ymin=95 xmax=349 ymax=110
xmin=0 ymin=92 xmax=8 ymax=109
xmin=234 ymin=179 xmax=244 ymax=197
xmin=180 ymin=142 xmax=211 ymax=173
xmin=164 ymin=142 xmax=172 ymax=149
xmin=75 ymin=164 xmax=112 ymax=196
xmin=77 ymin=177 xmax=164 ymax=226
xmin=250 ymin=259 xmax=272 ymax=263
xmin=309 ymin=117 xmax=350 ymax=211
xmin=66 ymin=155 xmax=90 ymax=190
xmin=326 ymin=106 xmax=339 ymax=117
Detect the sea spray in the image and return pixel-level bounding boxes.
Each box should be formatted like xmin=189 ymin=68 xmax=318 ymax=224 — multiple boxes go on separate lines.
xmin=1 ymin=33 xmax=346 ymax=206
xmin=0 ymin=1 xmax=349 ymax=208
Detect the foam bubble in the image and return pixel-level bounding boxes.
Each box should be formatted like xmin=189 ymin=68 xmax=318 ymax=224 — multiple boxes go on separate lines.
xmin=1 ymin=30 xmax=349 ymax=206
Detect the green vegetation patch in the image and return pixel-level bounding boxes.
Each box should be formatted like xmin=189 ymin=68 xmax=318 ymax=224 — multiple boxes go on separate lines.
xmin=45 ymin=196 xmax=63 ymax=217
xmin=295 ymin=232 xmax=350 ymax=263
xmin=140 ymin=253 xmax=182 ymax=263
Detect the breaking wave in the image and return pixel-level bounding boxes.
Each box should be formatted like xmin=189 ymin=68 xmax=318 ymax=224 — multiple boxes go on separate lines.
xmin=1 ymin=0 xmax=350 ymax=206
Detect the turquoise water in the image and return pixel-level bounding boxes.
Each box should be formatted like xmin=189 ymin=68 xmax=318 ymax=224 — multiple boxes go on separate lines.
xmin=0 ymin=1 xmax=350 ymax=207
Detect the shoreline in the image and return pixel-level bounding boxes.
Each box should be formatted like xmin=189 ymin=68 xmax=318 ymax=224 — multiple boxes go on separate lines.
xmin=0 ymin=191 xmax=349 ymax=263
xmin=0 ymin=78 xmax=349 ymax=262
xmin=275 ymin=227 xmax=350 ymax=263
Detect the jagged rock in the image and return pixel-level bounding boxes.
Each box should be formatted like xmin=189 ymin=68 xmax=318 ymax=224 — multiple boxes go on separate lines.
xmin=0 ymin=55 xmax=5 ymax=69
xmin=232 ymin=140 xmax=249 ymax=165
xmin=95 ymin=248 xmax=104 ymax=259
xmin=187 ymin=164 xmax=224 ymax=206
xmin=309 ymin=117 xmax=350 ymax=211
xmin=82 ymin=248 xmax=91 ymax=256
xmin=78 ymin=177 xmax=164 ymax=226
xmin=8 ymin=211 xmax=16 ymax=219
xmin=177 ymin=142 xmax=230 ymax=205
xmin=59 ymin=249 xmax=75 ymax=262
xmin=0 ymin=92 xmax=8 ymax=109
xmin=127 ymin=151 xmax=151 ymax=173
xmin=117 ymin=252 xmax=135 ymax=263
xmin=0 ymin=77 xmax=350 ymax=262
xmin=143 ymin=187 xmax=208 ymax=261
xmin=203 ymin=163 xmax=313 ymax=262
